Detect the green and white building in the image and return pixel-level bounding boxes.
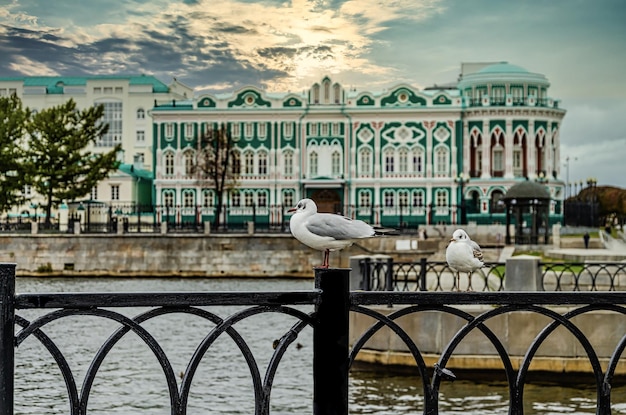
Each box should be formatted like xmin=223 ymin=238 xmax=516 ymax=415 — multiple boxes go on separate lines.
xmin=151 ymin=62 xmax=566 ymax=229
xmin=0 ymin=75 xmax=192 ymax=214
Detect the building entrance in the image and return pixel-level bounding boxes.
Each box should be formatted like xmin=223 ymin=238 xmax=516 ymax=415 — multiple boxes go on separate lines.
xmin=309 ymin=189 xmax=342 ymax=213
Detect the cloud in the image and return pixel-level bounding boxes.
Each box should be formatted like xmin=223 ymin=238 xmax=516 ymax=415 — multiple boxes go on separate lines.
xmin=7 ymin=56 xmax=60 ymax=76
xmin=560 ymin=99 xmax=626 ymax=147
xmin=0 ymin=0 xmax=446 ymax=91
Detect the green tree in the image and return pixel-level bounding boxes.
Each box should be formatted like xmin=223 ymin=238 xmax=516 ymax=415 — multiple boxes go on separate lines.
xmin=0 ymin=94 xmax=30 ymax=215
xmin=25 ymin=99 xmax=121 ymax=224
xmin=194 ymin=124 xmax=240 ymax=228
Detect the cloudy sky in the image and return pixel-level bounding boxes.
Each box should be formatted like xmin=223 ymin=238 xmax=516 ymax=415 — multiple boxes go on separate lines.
xmin=1 ymin=0 xmax=625 ymax=189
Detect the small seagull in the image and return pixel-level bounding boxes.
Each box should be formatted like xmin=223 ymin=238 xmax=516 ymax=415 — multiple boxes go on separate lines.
xmin=445 ymin=228 xmax=484 ymax=291
xmin=288 ymin=198 xmax=385 ymax=268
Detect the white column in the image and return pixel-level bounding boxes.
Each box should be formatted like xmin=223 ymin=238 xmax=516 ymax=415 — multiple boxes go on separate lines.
xmin=462 ymin=121 xmax=470 ymax=177
xmin=527 ymin=120 xmax=536 ymax=179
xmin=480 ymin=120 xmax=491 ymax=178
xmin=504 ymin=119 xmax=514 ymax=178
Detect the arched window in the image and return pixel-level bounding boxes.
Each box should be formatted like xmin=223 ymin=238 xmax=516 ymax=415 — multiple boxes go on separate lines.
xmin=182 ymin=189 xmax=195 ymax=208
xmin=258 ymin=150 xmax=268 ymax=175
xmin=333 ymin=84 xmax=341 ymax=104
xmin=491 ymin=129 xmax=505 ymax=177
xmin=231 ymin=150 xmax=241 ymax=175
xmin=434 ymin=146 xmax=449 ymax=176
xmin=136 ymin=108 xmax=145 ymax=119
xmin=331 ymin=150 xmax=341 ymax=175
xmin=412 ymin=148 xmax=423 ymax=174
xmin=202 ymin=190 xmax=214 ymax=207
xmin=163 ymin=190 xmax=175 ymax=207
xmin=359 ymin=148 xmax=372 ymax=175
xmin=468 ymin=190 xmax=480 ymax=214
xmin=244 ymin=191 xmax=254 ymax=206
xmin=412 ymin=190 xmax=424 ymax=207
xmin=470 ymin=129 xmax=482 ymax=177
xmin=490 ymin=190 xmax=505 ymax=213
xmin=398 ymin=190 xmax=409 ymax=207
xmin=164 ymin=152 xmax=175 ymax=176
xmin=183 ymin=149 xmax=195 ymax=177
xmin=384 ymin=190 xmax=394 ymax=207
xmin=435 ymin=189 xmax=448 ymax=207
xmin=310 ymin=151 xmax=318 ymax=177
xmin=244 ymin=150 xmax=254 ymax=175
xmin=313 ymin=84 xmax=320 ymax=103
xmin=323 ymin=80 xmax=330 ymax=104
xmin=398 ymin=147 xmax=408 ymax=173
xmin=231 ymin=191 xmax=241 ymax=207
xmin=384 ymin=148 xmax=395 ymax=173
xmin=359 ymin=190 xmax=371 ymax=207
xmin=283 ymin=150 xmax=294 ymax=176
xmin=492 ymin=145 xmax=504 ymax=177
xmin=513 ymin=130 xmax=527 ymax=178
xmin=535 ymin=130 xmax=546 ymax=175
xmin=283 ymin=189 xmax=295 ymax=208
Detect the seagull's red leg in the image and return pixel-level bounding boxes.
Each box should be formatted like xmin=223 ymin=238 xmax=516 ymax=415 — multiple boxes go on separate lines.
xmin=322 ymin=249 xmax=330 ymax=268
xmin=456 ymin=272 xmax=461 ymax=292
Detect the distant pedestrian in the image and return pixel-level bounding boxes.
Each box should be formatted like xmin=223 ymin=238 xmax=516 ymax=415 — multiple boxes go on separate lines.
xmin=583 ymin=232 xmax=590 ymax=249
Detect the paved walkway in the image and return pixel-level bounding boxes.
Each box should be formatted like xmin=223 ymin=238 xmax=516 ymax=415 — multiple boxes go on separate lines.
xmin=546 ymin=247 xmax=626 ymax=262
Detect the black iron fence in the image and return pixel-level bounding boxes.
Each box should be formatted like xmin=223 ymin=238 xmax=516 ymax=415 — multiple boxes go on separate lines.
xmin=2 ymin=264 xmax=626 ymax=414
xmin=1 ymin=203 xmax=510 ymax=235
xmin=359 ymin=258 xmax=626 ymax=292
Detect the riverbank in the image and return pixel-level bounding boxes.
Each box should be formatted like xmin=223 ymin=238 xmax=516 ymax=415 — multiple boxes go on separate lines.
xmin=350 ymin=304 xmax=626 ymax=379
xmin=0 ymin=233 xmax=437 ymax=277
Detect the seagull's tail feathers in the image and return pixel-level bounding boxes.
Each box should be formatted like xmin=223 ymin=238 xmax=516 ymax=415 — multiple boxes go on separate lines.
xmin=372 ymin=226 xmax=399 ymax=236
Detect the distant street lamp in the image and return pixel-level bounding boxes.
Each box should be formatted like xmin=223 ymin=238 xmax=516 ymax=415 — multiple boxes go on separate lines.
xmin=455 ymin=173 xmax=469 ymax=225
xmin=586 ymin=177 xmax=597 ymax=227
xmin=563 ymin=156 xmax=577 ymax=198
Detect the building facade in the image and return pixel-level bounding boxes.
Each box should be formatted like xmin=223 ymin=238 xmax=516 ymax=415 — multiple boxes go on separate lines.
xmin=150 ymin=62 xmax=566 ymax=230
xmin=0 ymin=75 xmax=192 ymax=215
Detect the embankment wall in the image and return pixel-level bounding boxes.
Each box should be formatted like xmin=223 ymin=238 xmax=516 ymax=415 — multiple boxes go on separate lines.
xmin=0 ymin=234 xmax=434 ymax=277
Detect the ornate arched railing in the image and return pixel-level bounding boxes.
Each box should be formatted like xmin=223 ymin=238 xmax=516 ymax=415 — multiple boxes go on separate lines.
xmin=2 ymin=264 xmax=626 ymax=414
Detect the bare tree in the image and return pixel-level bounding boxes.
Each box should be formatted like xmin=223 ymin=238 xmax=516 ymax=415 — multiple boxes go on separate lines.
xmin=194 ymin=124 xmax=240 ymax=228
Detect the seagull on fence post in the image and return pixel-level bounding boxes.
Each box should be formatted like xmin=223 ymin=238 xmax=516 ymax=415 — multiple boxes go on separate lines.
xmin=288 ymin=198 xmax=391 ymax=268
xmin=445 ymin=229 xmax=484 ymax=291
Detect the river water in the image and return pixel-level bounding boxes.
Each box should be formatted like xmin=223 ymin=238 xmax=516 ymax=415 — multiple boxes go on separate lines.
xmin=13 ymin=277 xmax=626 ymax=414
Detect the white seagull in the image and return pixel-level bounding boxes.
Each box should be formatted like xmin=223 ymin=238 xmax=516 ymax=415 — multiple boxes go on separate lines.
xmin=445 ymin=229 xmax=484 ymax=291
xmin=288 ymin=198 xmax=380 ymax=268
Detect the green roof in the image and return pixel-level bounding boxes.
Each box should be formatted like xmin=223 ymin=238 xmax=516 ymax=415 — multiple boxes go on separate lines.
xmin=503 ymin=180 xmax=550 ymax=200
xmin=0 ymin=75 xmax=170 ymax=93
xmin=477 ymin=62 xmax=530 ymax=74
xmin=118 ymin=163 xmax=153 ymax=180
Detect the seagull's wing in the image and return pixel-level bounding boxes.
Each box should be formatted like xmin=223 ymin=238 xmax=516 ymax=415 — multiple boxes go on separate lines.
xmin=469 ymin=240 xmax=484 ymax=261
xmin=306 ymin=213 xmax=373 ymax=240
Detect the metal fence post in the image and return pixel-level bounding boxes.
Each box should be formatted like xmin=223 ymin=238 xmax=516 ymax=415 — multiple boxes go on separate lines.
xmin=314 ymin=268 xmax=349 ymax=415
xmin=419 ymin=257 xmax=427 ymax=291
xmin=385 ymin=258 xmax=394 ymax=291
xmin=0 ymin=263 xmax=16 ymax=415
xmin=363 ymin=258 xmax=371 ymax=291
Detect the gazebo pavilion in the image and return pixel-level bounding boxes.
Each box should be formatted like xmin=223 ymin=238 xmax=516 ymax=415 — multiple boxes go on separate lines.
xmin=502 ymin=180 xmax=551 ymax=245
